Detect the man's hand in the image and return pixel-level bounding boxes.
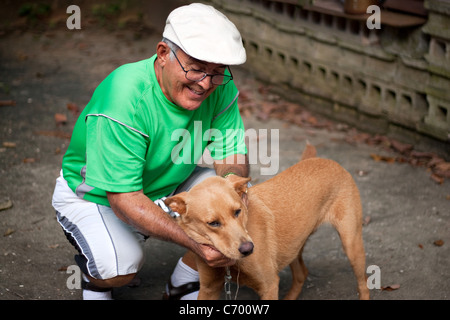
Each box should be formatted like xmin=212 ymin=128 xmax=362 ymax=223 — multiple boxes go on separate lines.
xmin=195 ymin=243 xmax=236 ymax=268
xmin=214 ymin=154 xmax=249 ymax=178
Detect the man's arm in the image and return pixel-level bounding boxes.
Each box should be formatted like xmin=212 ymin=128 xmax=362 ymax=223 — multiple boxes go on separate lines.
xmin=214 ymin=153 xmax=249 ymax=177
xmin=107 ymin=190 xmax=234 ymax=267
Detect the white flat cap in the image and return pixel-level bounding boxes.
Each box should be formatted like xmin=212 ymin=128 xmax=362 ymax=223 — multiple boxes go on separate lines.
xmin=163 ymin=3 xmax=246 ymax=65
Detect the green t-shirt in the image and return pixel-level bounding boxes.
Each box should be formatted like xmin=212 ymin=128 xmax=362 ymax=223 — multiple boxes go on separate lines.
xmin=62 ymin=54 xmax=247 ymax=206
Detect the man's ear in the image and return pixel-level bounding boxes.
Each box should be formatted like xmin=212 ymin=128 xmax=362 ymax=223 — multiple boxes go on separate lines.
xmin=156 ymin=41 xmax=171 ymax=67
xmin=226 ymin=175 xmax=251 ymax=198
xmin=164 ymin=192 xmax=188 ymax=215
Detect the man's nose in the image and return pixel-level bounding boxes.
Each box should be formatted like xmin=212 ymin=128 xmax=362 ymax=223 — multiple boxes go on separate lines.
xmin=197 ymin=75 xmax=213 ymax=90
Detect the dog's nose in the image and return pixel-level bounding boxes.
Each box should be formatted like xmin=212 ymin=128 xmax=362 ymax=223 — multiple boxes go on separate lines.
xmin=239 ymin=241 xmax=254 ymax=256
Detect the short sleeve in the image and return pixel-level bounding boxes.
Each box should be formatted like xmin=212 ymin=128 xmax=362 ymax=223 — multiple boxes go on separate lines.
xmin=206 ymin=89 xmax=247 ymax=160
xmin=84 ymin=115 xmax=148 ymax=192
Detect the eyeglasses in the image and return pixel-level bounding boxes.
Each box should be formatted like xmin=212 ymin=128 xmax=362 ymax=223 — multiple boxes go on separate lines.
xmin=171 ymin=49 xmax=233 ymax=86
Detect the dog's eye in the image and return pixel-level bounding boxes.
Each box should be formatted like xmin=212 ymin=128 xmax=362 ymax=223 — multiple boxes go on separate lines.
xmin=234 ymin=209 xmax=241 ymax=218
xmin=207 ymin=221 xmax=221 ymax=228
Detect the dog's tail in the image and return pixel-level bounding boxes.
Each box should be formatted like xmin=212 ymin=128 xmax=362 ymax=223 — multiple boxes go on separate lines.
xmin=300 ymin=141 xmax=317 ymax=161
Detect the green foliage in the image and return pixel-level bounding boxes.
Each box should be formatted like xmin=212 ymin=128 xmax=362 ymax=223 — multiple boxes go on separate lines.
xmin=18 ymin=3 xmax=51 ymax=19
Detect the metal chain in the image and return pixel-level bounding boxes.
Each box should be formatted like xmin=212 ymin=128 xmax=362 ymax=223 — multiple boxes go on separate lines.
xmin=224 ymin=266 xmax=232 ymax=300
xmin=224 ymin=265 xmax=241 ymax=300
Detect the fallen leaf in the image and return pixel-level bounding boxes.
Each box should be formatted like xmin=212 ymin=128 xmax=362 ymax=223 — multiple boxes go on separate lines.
xmin=54 ymin=113 xmax=67 ymax=125
xmin=306 ymin=115 xmax=318 ymax=126
xmin=2 ymin=142 xmax=16 ymax=148
xmin=23 ymin=158 xmax=36 ymax=163
xmin=381 ymin=284 xmax=400 ymax=291
xmin=48 ymin=244 xmax=59 ymax=249
xmin=430 ymin=173 xmax=444 ymax=185
xmin=67 ymin=102 xmax=79 ymax=116
xmin=433 ymin=239 xmax=444 ymax=247
xmin=368 ymin=134 xmax=391 ymax=148
xmin=0 ymin=100 xmax=16 ymax=107
xmin=433 ymin=162 xmax=450 ymax=178
xmin=3 ymin=228 xmax=15 ymax=237
xmin=370 ymin=154 xmax=396 ymax=163
xmin=31 ymin=217 xmax=45 ymax=224
xmin=396 ymin=157 xmax=409 ymax=163
xmin=410 ymin=150 xmax=435 ymax=160
xmin=242 ymin=108 xmax=252 ymax=118
xmin=370 ymin=154 xmax=381 ymax=161
xmin=428 ymin=156 xmax=445 ymax=168
xmin=258 ymin=85 xmax=271 ymax=95
xmin=390 ymin=139 xmax=413 ymax=155
xmin=0 ymin=198 xmax=13 ymax=211
xmin=418 ymin=244 xmax=423 ymax=249
xmin=352 ymin=132 xmax=371 ymax=144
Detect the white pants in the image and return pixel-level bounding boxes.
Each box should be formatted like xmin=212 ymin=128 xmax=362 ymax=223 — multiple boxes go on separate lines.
xmin=52 ymin=167 xmax=215 ymax=280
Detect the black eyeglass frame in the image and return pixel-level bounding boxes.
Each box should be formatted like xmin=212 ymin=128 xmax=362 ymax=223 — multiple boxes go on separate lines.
xmin=170 ymin=49 xmax=233 ymax=86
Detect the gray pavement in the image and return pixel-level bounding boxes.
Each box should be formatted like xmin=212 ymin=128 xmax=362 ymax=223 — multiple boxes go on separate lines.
xmin=1 ymin=26 xmax=449 ymax=301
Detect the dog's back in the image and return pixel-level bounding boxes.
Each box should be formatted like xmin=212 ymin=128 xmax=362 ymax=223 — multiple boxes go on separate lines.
xmin=248 ymin=158 xmax=360 ymax=261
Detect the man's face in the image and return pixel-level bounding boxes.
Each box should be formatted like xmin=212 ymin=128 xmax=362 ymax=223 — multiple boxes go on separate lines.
xmin=156 ymin=44 xmax=227 ymax=111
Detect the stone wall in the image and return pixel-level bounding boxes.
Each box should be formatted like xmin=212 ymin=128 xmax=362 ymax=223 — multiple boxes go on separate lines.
xmin=202 ymin=0 xmax=450 ymax=149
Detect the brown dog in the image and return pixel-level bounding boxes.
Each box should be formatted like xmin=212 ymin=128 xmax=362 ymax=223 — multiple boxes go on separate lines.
xmin=165 ymin=145 xmax=369 ymax=300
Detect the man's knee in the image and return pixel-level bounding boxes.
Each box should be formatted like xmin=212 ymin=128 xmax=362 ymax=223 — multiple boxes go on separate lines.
xmin=87 ymin=273 xmax=137 ymax=288
xmin=75 ymin=241 xmax=144 ymax=286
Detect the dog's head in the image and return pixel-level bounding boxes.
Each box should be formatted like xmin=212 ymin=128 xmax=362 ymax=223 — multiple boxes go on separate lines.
xmin=164 ymin=175 xmax=254 ymax=260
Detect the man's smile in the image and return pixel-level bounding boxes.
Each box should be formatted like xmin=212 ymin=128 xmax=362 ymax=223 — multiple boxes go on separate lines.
xmin=186 ymin=85 xmax=207 ymax=98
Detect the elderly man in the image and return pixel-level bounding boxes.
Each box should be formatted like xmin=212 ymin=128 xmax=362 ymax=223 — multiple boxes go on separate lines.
xmin=52 ymin=3 xmax=248 ymax=300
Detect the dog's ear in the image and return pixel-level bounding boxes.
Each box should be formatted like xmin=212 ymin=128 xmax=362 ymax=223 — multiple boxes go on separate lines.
xmin=164 ymin=193 xmax=187 ymax=215
xmin=226 ymin=175 xmax=251 ymax=197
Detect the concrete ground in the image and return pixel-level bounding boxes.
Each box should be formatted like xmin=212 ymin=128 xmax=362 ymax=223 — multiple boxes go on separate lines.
xmin=1 ymin=18 xmax=449 ymax=301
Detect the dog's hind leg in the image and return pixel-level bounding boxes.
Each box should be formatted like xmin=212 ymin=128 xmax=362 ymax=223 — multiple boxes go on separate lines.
xmin=333 ymin=208 xmax=370 ymax=300
xmin=283 ymin=248 xmax=308 ymax=300
xmin=340 ymin=231 xmax=369 ymax=299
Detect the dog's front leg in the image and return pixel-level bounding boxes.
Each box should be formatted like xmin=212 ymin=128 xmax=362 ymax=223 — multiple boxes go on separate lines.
xmin=249 ymin=274 xmax=280 ymax=300
xmin=196 ymin=261 xmax=224 ymax=300
xmin=258 ymin=277 xmax=280 ymax=300
xmin=197 ymin=280 xmax=223 ymax=300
